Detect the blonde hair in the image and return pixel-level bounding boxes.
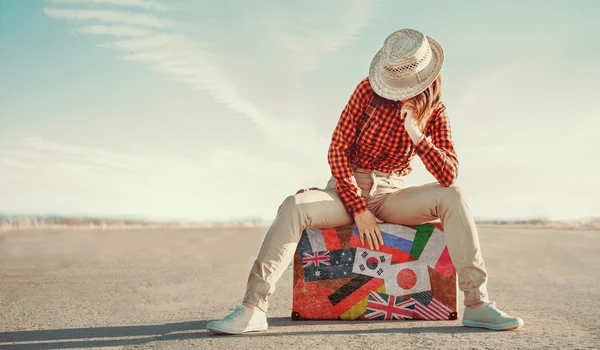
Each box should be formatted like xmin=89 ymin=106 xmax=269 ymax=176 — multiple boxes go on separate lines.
xmin=402 ymin=74 xmax=442 ymax=131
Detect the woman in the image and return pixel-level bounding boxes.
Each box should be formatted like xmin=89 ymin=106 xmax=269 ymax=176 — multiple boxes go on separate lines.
xmin=207 ymin=28 xmax=524 ymax=334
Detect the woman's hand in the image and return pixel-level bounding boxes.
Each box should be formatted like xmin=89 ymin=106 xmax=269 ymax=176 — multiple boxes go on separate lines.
xmin=401 ymin=105 xmax=423 ymax=144
xmin=354 ymin=210 xmax=384 ymax=250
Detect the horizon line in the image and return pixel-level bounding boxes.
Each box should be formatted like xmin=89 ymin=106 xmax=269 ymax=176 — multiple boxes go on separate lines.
xmin=1 ymin=212 xmax=599 ymax=224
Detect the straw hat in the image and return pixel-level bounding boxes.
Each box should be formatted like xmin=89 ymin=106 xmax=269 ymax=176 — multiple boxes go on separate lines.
xmin=369 ymin=29 xmax=444 ymax=101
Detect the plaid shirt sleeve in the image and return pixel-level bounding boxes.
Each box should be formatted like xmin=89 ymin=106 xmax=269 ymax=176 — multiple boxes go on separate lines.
xmin=327 ymin=79 xmax=371 ymax=217
xmin=414 ymin=105 xmax=459 ymax=187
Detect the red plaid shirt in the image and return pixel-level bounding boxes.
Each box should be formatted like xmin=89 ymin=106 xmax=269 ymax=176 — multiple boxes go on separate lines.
xmin=327 ymin=78 xmax=459 ymax=216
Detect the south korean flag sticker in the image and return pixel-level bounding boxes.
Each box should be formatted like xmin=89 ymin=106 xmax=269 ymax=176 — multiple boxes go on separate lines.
xmin=352 ymin=248 xmax=392 ymax=278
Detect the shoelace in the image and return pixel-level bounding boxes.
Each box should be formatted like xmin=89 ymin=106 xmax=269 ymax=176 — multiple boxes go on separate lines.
xmin=222 ymin=305 xmax=245 ymax=321
xmin=485 ymin=302 xmax=507 ymax=317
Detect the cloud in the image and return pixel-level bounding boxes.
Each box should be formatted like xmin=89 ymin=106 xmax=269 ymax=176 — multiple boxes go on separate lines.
xmin=269 ymin=0 xmax=382 ymax=75
xmin=22 ymin=1 xmax=599 ymax=222
xmin=21 ymin=137 xmax=143 ymax=175
xmin=0 ymin=137 xmax=319 ymax=220
xmin=110 ymin=34 xmax=172 ymax=50
xmin=35 ymin=1 xmax=388 ymax=219
xmin=449 ymin=62 xmax=523 ymax=119
xmin=0 ymin=157 xmax=33 ymax=168
xmin=109 ymin=33 xmax=317 ymax=156
xmin=46 ymin=0 xmax=168 ymax=11
xmin=72 ymin=25 xmax=149 ymax=37
xmin=0 ymin=149 xmax=43 ymax=160
xmin=45 ymin=4 xmax=298 ymax=146
xmin=43 ymin=1 xmax=382 ymax=160
xmin=43 ymin=7 xmax=174 ymax=28
xmin=43 ymin=4 xmax=317 ymax=158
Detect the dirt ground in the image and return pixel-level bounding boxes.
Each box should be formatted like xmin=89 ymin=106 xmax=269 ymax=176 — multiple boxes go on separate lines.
xmin=0 ymin=226 xmax=598 ymax=349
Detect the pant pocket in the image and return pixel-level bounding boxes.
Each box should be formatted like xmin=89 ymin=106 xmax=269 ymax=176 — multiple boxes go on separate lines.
xmin=370 ymin=173 xmax=404 ymax=196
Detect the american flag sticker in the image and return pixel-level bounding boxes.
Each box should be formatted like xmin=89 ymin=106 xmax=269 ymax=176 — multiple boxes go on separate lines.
xmin=412 ymin=292 xmax=453 ymax=320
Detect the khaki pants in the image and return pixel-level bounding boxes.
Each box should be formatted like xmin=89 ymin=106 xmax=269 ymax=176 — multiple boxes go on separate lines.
xmin=244 ymin=168 xmax=489 ymax=311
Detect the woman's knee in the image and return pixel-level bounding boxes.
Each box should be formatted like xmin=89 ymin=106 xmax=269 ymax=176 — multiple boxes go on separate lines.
xmin=277 ymin=194 xmax=301 ymax=215
xmin=440 ymin=184 xmax=465 ymax=202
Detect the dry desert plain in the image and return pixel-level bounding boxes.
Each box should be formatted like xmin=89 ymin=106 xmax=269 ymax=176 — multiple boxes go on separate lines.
xmin=0 ymin=225 xmax=599 ymax=349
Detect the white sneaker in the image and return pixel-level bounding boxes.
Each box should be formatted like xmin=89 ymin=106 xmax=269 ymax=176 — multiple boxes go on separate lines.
xmin=462 ymin=302 xmax=524 ymax=331
xmin=207 ymin=305 xmax=268 ymax=335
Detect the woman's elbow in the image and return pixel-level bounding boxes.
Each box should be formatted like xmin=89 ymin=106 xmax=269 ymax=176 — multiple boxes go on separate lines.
xmin=439 ymin=167 xmax=459 ymax=187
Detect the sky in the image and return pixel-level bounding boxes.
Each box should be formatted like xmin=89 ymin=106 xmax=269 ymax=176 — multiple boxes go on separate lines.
xmin=0 ymin=0 xmax=598 ymax=222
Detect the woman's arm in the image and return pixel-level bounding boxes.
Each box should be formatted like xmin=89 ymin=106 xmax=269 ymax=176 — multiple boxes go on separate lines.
xmin=327 ymin=78 xmax=371 ymax=216
xmin=413 ymin=105 xmax=459 ymax=187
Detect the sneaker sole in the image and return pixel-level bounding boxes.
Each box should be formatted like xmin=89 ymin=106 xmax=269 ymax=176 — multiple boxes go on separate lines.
xmin=462 ymin=318 xmax=524 ymax=331
xmin=207 ymin=323 xmax=268 ymax=335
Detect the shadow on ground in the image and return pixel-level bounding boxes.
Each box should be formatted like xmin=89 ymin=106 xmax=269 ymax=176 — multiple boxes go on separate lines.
xmin=0 ymin=317 xmax=493 ymax=349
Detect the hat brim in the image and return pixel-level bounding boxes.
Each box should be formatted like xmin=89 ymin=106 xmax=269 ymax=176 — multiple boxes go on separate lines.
xmin=368 ymin=36 xmax=444 ymax=101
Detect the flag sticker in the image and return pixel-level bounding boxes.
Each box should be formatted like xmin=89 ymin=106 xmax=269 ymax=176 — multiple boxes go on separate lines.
xmin=412 ymin=291 xmax=454 ymax=320
xmin=352 ymin=248 xmax=392 ymax=279
xmin=365 ymin=291 xmax=415 ymax=320
xmin=382 ymin=260 xmax=431 ymax=297
xmin=303 ymin=248 xmax=357 ymax=282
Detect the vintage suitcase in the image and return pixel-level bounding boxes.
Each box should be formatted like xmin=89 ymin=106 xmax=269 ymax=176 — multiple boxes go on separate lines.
xmin=291 ymin=222 xmax=458 ymax=321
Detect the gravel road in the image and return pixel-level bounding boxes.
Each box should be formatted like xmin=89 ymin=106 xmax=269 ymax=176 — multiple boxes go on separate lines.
xmin=0 ymin=226 xmax=598 ymax=349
